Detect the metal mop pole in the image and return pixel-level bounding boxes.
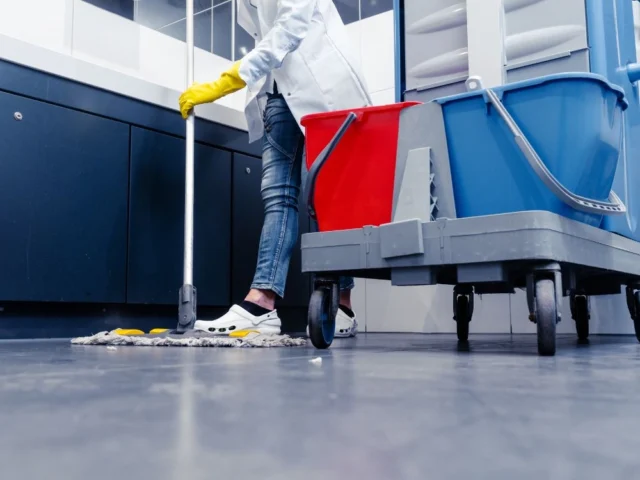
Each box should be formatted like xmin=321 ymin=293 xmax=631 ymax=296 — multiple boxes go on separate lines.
xmin=177 ymin=0 xmax=197 ymax=332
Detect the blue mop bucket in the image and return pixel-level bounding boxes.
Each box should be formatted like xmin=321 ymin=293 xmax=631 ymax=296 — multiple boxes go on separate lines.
xmin=436 ymin=73 xmax=628 ymax=226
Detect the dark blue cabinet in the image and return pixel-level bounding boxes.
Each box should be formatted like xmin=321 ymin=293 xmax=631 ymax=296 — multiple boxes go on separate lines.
xmin=0 ymin=91 xmax=129 ymax=302
xmin=127 ymin=127 xmax=232 ymax=306
xmin=231 ymin=153 xmax=311 ymax=307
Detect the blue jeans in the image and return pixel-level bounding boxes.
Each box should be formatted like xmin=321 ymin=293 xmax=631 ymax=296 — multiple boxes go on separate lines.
xmin=250 ymin=93 xmax=355 ymax=298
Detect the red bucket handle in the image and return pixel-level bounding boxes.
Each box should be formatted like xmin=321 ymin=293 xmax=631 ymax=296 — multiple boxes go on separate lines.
xmin=305 ymin=112 xmax=360 ymax=220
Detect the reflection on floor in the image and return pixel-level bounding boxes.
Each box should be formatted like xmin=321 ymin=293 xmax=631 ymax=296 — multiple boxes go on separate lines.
xmin=1 ymin=334 xmax=639 ymax=479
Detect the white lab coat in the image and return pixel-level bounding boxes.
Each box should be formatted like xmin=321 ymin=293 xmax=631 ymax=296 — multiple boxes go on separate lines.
xmin=237 ymin=0 xmax=372 ymax=143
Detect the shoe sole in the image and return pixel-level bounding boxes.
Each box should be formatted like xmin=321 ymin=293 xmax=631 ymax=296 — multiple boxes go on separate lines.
xmin=194 ymin=325 xmax=282 ymax=336
xmin=335 ymin=328 xmax=358 ymax=338
xmin=307 ymin=326 xmax=358 ymax=338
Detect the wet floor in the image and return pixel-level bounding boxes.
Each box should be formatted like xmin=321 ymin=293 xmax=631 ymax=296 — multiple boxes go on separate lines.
xmin=1 ymin=334 xmax=640 ymax=479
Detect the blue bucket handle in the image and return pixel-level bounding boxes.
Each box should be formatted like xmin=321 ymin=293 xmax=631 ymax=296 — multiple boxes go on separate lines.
xmin=466 ymin=77 xmax=626 ymax=216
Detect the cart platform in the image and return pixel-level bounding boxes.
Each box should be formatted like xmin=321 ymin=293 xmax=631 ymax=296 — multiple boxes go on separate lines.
xmin=301 ymin=212 xmax=640 ymax=355
xmin=302 ymin=211 xmax=640 ymax=285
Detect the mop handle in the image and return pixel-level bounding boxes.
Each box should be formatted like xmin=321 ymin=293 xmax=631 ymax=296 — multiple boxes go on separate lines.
xmin=183 ymin=0 xmax=195 ymax=286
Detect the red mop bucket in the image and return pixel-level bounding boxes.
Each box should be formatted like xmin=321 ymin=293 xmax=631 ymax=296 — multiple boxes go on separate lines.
xmin=302 ymin=102 xmax=420 ymax=232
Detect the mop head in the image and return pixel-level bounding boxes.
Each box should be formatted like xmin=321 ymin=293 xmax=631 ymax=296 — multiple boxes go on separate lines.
xmin=70 ymin=330 xmax=308 ymax=348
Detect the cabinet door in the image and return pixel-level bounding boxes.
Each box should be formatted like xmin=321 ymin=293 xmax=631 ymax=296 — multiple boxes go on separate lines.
xmin=127 ymin=127 xmax=231 ymax=306
xmin=231 ymin=153 xmax=311 ymax=307
xmin=0 ymin=92 xmax=129 ymax=302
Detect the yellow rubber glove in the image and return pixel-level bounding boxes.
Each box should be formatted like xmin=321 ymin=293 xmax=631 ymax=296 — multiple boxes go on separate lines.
xmin=179 ymin=61 xmax=246 ymax=119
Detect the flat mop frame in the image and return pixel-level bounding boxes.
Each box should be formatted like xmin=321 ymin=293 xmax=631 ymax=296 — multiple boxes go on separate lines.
xmin=176 ymin=0 xmax=198 ymax=333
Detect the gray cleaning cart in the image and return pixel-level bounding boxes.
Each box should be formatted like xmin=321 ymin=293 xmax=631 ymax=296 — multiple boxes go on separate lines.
xmin=300 ymin=75 xmax=640 ymax=357
xmin=302 ymin=210 xmax=640 ymax=356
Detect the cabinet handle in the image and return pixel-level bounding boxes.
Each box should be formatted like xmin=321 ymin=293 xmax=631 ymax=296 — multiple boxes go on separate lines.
xmin=14 ymin=112 xmax=23 ymax=121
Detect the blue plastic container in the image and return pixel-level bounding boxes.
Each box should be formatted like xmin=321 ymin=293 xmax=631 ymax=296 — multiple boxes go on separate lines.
xmin=436 ymin=73 xmax=627 ymax=227
xmin=585 ymin=0 xmax=640 ymax=240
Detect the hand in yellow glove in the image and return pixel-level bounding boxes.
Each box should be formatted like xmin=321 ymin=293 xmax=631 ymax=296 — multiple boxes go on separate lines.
xmin=179 ymin=61 xmax=246 ymax=119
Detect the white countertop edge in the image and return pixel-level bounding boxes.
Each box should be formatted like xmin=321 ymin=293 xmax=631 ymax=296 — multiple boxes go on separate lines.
xmin=0 ymin=34 xmax=249 ymax=132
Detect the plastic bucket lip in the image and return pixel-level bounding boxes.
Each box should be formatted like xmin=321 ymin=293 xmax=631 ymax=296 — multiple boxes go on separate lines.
xmin=300 ymin=101 xmax=421 ymax=127
xmin=434 ymin=72 xmax=629 ymax=111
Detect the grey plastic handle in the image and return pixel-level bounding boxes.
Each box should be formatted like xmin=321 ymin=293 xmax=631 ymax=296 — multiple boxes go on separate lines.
xmin=485 ymin=88 xmax=626 ymax=216
xmin=306 ymin=112 xmax=359 ymax=219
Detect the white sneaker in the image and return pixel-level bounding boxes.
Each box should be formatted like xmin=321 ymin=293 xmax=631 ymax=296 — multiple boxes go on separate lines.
xmin=194 ymin=305 xmax=282 ymax=336
xmin=335 ymin=308 xmax=358 ymax=337
xmin=307 ymin=308 xmax=358 ymax=338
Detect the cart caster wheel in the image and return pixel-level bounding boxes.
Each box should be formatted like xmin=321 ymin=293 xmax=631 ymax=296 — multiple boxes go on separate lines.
xmin=308 ymin=284 xmax=338 ymax=349
xmin=571 ymin=294 xmax=590 ymax=342
xmin=626 ymin=286 xmax=640 ymax=343
xmin=453 ymin=286 xmax=474 ymax=342
xmin=455 ymin=296 xmax=470 ymax=342
xmin=535 ymin=279 xmax=557 ymax=356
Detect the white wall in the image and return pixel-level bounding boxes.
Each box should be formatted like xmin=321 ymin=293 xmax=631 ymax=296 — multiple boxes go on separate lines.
xmin=0 ymin=1 xmax=398 ymax=116
xmin=74 ymin=0 xmax=248 ymax=111
xmin=345 ymin=10 xmax=397 ymax=106
xmin=0 ymin=0 xmax=247 ymax=112
xmin=0 ymin=0 xmax=74 ymax=54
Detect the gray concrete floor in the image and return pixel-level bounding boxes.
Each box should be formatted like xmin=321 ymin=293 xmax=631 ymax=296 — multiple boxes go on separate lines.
xmin=1 ymin=334 xmax=640 ymax=480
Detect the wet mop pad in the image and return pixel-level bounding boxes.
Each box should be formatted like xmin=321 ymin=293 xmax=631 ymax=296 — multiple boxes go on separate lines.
xmin=71 ymin=330 xmax=307 ymax=348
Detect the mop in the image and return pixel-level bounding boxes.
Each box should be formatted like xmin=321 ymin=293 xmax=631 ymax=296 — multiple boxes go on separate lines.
xmin=71 ymin=330 xmax=307 ymax=347
xmin=70 ymin=0 xmax=306 ymax=349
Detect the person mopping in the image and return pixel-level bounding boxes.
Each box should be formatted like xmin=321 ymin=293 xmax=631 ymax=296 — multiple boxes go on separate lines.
xmin=178 ymin=0 xmax=372 ymax=337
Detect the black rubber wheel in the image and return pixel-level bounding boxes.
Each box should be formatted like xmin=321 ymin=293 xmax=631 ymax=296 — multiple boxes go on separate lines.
xmin=455 ymin=295 xmax=470 ymax=342
xmin=625 ymin=287 xmax=640 ymax=343
xmin=633 ymin=291 xmax=640 ymax=343
xmin=308 ymin=286 xmax=337 ymax=349
xmin=572 ymin=295 xmax=590 ymax=342
xmin=535 ymin=278 xmax=557 ymax=356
